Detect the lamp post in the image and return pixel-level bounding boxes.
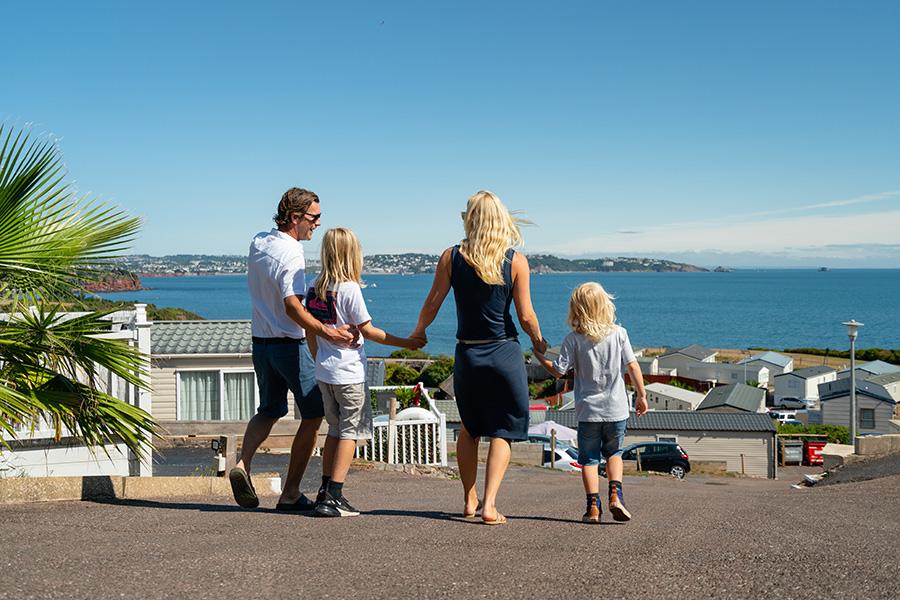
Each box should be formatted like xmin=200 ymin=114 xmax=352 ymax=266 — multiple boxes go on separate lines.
xmin=842 ymin=320 xmax=864 ymax=442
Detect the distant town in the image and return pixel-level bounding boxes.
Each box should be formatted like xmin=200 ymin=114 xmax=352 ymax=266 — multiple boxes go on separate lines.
xmin=108 ymin=253 xmax=707 ymax=276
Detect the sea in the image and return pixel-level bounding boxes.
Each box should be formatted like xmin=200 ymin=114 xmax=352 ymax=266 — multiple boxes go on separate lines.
xmin=97 ymin=270 xmax=900 ymax=357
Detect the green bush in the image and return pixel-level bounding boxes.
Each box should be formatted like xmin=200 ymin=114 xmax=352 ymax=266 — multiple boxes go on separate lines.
xmin=369 ymin=386 xmax=422 ymax=414
xmin=385 ymin=363 xmax=420 ymax=386
xmin=529 ymin=378 xmax=558 ymax=400
xmin=394 ymin=386 xmax=420 ymax=410
xmin=389 ymin=349 xmax=431 ymax=359
xmin=777 ymin=422 xmax=849 ymax=444
xmin=417 ymin=356 xmax=454 ymax=387
xmin=666 ymin=378 xmax=703 ymax=392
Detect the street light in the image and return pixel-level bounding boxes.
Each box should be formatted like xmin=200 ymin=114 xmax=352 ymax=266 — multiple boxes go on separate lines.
xmin=842 ymin=319 xmax=864 ymax=441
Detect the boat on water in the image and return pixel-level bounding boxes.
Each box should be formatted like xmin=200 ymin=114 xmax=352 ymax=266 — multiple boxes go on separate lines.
xmin=819 ymin=267 xmax=829 ymax=272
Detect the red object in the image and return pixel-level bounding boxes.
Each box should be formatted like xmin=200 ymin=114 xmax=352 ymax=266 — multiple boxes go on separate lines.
xmin=803 ymin=441 xmax=826 ymax=466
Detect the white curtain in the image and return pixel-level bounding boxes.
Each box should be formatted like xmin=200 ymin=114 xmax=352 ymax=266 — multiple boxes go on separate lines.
xmin=224 ymin=372 xmax=256 ymax=420
xmin=180 ymin=372 xmax=220 ymax=420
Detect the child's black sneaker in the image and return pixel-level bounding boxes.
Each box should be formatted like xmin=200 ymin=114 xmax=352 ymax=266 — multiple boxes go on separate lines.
xmin=314 ymin=493 xmax=360 ymax=518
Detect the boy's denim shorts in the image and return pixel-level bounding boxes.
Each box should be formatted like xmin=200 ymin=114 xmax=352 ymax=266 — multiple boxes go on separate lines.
xmin=252 ymin=339 xmax=324 ymax=420
xmin=577 ymin=420 xmax=628 ymax=466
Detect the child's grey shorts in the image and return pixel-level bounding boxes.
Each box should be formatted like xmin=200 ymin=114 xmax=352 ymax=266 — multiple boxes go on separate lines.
xmin=318 ymin=381 xmax=373 ymax=440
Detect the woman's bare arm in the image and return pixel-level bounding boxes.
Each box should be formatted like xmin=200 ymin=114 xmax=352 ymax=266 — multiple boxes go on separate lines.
xmin=410 ymin=247 xmax=453 ymax=343
xmin=511 ymin=252 xmax=546 ymax=353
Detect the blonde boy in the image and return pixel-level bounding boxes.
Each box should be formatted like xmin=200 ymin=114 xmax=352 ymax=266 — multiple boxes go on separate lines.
xmin=534 ymin=282 xmax=648 ymax=523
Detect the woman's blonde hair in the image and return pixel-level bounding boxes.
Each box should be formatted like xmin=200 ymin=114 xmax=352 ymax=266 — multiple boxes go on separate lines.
xmin=315 ymin=228 xmax=364 ymax=293
xmin=567 ymin=282 xmax=617 ymax=342
xmin=459 ymin=190 xmax=528 ymax=285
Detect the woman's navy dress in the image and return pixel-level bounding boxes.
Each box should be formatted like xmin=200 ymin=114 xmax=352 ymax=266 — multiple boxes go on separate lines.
xmin=451 ymin=246 xmax=529 ymax=441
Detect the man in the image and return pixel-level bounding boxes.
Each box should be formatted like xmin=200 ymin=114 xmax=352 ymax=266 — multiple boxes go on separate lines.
xmin=229 ymin=187 xmax=354 ymax=510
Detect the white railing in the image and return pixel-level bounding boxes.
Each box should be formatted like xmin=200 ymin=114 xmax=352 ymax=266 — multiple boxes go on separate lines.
xmin=356 ymin=385 xmax=448 ymax=467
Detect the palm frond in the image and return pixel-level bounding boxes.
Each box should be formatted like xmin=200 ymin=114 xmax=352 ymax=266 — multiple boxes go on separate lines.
xmin=0 ymin=125 xmax=155 ymax=458
xmin=0 ymin=125 xmax=141 ymax=301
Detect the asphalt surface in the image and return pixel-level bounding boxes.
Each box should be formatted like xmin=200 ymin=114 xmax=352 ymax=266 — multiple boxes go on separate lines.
xmin=2 ymin=466 xmax=897 ymax=599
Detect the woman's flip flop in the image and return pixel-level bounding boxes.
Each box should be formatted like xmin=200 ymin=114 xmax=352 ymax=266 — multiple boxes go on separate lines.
xmin=463 ymin=500 xmax=483 ymax=519
xmin=482 ymin=512 xmax=507 ymax=525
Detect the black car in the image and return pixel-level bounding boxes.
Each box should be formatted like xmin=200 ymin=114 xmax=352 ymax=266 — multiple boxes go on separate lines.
xmin=619 ymin=442 xmax=691 ymax=479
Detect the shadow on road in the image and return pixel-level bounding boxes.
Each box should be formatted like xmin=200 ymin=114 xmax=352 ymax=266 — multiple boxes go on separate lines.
xmin=85 ymin=498 xmax=304 ymax=515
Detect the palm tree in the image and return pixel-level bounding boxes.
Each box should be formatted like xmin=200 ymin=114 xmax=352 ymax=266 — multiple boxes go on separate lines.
xmin=0 ymin=125 xmax=157 ymax=458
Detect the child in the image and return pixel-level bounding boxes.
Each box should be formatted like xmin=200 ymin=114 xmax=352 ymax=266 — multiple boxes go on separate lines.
xmin=305 ymin=227 xmax=422 ymax=517
xmin=534 ymin=282 xmax=648 ymax=524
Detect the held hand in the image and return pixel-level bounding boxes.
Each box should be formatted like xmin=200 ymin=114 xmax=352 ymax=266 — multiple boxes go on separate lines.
xmin=347 ymin=324 xmax=362 ymax=348
xmin=325 ymin=324 xmax=355 ymax=346
xmin=405 ymin=336 xmax=425 ymax=351
xmin=409 ymin=329 xmax=428 ymax=348
xmin=634 ymin=394 xmax=648 ymax=417
xmin=532 ymin=337 xmax=549 ymax=355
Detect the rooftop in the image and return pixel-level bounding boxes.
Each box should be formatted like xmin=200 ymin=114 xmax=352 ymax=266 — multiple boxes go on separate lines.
xmin=645 ymin=382 xmax=706 ymax=407
xmin=696 ymin=383 xmax=765 ymax=413
xmin=779 ymin=365 xmax=836 ymax=379
xmin=660 ymin=344 xmax=716 ymax=361
xmin=738 ymin=351 xmax=792 ymax=368
xmin=819 ymin=377 xmax=897 ymax=403
xmin=152 ymin=320 xmax=252 ymax=355
xmin=626 ymin=410 xmax=776 ymax=432
xmin=839 ymin=360 xmax=900 ymax=377
xmin=866 ymin=371 xmax=900 ymax=386
xmin=432 ymin=399 xmax=461 ymax=423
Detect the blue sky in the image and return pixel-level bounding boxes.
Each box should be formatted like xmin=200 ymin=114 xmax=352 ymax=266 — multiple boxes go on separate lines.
xmin=3 ymin=1 xmax=899 ymax=267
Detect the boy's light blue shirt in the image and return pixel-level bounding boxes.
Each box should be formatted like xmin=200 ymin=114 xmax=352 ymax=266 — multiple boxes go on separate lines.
xmin=552 ymin=326 xmax=637 ymax=423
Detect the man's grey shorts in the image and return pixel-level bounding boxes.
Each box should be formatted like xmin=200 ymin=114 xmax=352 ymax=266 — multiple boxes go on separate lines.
xmin=319 ymin=381 xmax=373 ymax=440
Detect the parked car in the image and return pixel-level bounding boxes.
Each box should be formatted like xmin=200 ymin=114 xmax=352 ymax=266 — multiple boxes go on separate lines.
xmin=527 ymin=433 xmax=575 ymax=446
xmin=542 ymin=444 xmax=581 ymax=471
xmin=773 ymin=398 xmax=807 ymax=410
xmin=619 ymin=442 xmax=691 ymax=479
xmin=768 ymin=410 xmax=798 ymax=422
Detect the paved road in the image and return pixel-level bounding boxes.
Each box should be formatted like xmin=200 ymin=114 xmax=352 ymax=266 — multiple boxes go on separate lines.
xmin=2 ymin=466 xmax=897 ymax=599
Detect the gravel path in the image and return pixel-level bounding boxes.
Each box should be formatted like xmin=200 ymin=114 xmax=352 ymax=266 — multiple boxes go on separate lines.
xmin=2 ymin=466 xmax=897 ymax=599
xmin=819 ymin=451 xmax=900 ymax=486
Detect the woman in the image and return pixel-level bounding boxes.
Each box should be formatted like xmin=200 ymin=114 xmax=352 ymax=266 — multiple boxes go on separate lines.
xmin=411 ymin=190 xmax=546 ymax=525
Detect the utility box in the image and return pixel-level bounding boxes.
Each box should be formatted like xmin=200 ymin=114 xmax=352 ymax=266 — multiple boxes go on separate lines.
xmin=780 ymin=440 xmax=804 ymax=465
xmin=803 ymin=441 xmax=826 ymax=466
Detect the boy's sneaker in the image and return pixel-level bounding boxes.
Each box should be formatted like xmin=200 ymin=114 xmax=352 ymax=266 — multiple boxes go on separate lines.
xmin=582 ymin=496 xmax=601 ymax=524
xmin=608 ymin=483 xmax=632 ymax=522
xmin=314 ymin=493 xmax=360 ymax=518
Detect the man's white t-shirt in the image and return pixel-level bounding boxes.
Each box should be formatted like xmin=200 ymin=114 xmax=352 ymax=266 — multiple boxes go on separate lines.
xmin=308 ymin=281 xmax=371 ymax=384
xmin=247 ymin=229 xmax=307 ymax=339
xmin=552 ymin=326 xmax=637 ymax=423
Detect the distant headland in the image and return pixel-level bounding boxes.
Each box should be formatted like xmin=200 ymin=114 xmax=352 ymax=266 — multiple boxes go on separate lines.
xmin=103 ymin=253 xmax=708 ymax=276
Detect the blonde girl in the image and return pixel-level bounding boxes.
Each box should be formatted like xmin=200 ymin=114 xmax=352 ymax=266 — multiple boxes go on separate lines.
xmin=305 ymin=227 xmax=421 ymax=517
xmin=411 ymin=190 xmax=546 ymax=525
xmin=534 ymin=282 xmax=648 ymax=524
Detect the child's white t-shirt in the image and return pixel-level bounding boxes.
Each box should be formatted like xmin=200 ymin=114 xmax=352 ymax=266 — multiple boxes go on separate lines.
xmin=552 ymin=326 xmax=637 ymax=422
xmin=307 ymin=281 xmax=371 ymax=385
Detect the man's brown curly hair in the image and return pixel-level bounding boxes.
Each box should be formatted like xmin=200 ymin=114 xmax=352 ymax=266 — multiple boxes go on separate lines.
xmin=274 ymin=188 xmax=319 ymax=228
